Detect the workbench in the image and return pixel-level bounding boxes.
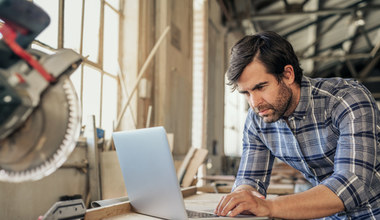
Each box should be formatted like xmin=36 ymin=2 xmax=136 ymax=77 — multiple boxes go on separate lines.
xmin=84 ymin=187 xmax=274 ymax=220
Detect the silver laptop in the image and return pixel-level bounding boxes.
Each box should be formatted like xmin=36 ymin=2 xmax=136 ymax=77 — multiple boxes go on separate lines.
xmin=113 ymin=127 xmax=268 ymax=220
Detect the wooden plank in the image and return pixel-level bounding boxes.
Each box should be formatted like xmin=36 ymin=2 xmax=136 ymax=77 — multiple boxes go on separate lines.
xmin=177 ymin=147 xmax=196 ymax=182
xmin=197 ymin=185 xmax=233 ymax=193
xmin=201 ymin=175 xmax=235 ymax=182
xmin=181 ymin=148 xmax=208 ymax=187
xmin=84 ymin=201 xmax=132 ymax=220
xmin=173 ymin=159 xmax=182 ymax=172
xmin=181 ymin=186 xmax=197 ymax=198
xmin=166 ymin=133 xmax=174 ymax=152
xmin=86 ymin=115 xmax=101 ymax=202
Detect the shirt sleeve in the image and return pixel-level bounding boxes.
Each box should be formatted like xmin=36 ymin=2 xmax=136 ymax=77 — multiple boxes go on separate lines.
xmin=321 ymin=83 xmax=380 ymax=211
xmin=232 ymin=110 xmax=275 ymax=197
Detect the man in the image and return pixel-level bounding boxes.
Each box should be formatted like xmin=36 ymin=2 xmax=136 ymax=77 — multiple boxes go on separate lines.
xmin=215 ymin=31 xmax=380 ymax=219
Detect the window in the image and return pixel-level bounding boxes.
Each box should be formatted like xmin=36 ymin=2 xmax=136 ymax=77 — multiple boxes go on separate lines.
xmin=32 ymin=0 xmax=122 ymax=139
xmin=192 ymin=0 xmax=205 ymax=149
xmin=224 ymin=84 xmax=247 ymax=156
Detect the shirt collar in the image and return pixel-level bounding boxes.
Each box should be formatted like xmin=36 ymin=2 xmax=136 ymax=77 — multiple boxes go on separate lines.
xmin=288 ymin=76 xmax=312 ymax=120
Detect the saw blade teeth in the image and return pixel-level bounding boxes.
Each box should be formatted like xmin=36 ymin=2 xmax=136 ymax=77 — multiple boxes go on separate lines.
xmin=67 ymin=128 xmax=74 ymax=136
xmin=56 ymin=148 xmax=63 ymax=158
xmin=66 ymin=125 xmax=73 ymax=134
xmin=66 ymin=95 xmax=73 ymax=102
xmin=69 ymin=104 xmax=77 ymax=113
xmin=62 ymin=138 xmax=69 ymax=147
xmin=62 ymin=83 xmax=69 ymax=89
xmin=68 ymin=115 xmax=76 ymax=124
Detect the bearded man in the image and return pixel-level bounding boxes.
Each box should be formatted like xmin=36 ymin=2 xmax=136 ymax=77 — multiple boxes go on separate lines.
xmin=215 ymin=31 xmax=380 ymax=219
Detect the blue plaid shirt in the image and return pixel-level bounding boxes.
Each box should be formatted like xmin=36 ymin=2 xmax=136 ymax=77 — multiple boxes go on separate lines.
xmin=233 ymin=76 xmax=380 ymax=219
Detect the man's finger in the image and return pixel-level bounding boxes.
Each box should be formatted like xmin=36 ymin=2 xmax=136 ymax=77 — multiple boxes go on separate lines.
xmin=220 ymin=196 xmax=239 ymax=216
xmin=216 ymin=193 xmax=239 ymax=216
xmin=214 ymin=195 xmax=225 ymax=214
xmin=220 ymin=191 xmax=251 ymax=216
xmin=215 ymin=194 xmax=230 ymax=215
xmin=228 ymin=201 xmax=253 ymax=217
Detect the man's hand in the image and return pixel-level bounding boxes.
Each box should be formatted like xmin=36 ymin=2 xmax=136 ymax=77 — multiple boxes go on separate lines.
xmin=215 ymin=185 xmax=345 ymax=219
xmin=214 ymin=189 xmax=273 ymax=217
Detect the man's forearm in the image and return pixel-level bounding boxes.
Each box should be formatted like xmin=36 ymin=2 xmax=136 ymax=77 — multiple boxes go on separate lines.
xmin=267 ymin=185 xmax=344 ymax=219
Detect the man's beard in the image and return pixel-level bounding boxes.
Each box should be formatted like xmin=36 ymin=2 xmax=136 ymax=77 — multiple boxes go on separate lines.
xmin=253 ymin=82 xmax=293 ymax=123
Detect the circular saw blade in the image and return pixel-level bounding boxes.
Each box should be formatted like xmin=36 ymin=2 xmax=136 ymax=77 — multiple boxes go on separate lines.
xmin=0 ymin=75 xmax=81 ymax=182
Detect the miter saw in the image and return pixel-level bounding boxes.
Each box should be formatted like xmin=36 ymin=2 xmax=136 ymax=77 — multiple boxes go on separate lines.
xmin=0 ymin=0 xmax=82 ymax=182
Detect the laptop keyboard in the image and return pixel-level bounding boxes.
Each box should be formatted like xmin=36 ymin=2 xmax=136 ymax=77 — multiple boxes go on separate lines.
xmin=186 ymin=209 xmax=219 ymax=218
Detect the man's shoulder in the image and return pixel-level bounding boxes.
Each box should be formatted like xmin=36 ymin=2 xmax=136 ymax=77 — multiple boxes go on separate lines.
xmin=305 ymin=76 xmax=369 ymax=99
xmin=304 ymin=76 xmax=378 ymax=119
xmin=307 ymin=76 xmax=357 ymax=90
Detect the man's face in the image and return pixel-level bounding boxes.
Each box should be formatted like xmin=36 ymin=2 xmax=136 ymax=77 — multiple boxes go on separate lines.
xmin=237 ymin=60 xmax=293 ymax=123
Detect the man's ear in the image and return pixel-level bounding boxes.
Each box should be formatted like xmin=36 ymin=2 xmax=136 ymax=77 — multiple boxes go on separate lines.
xmin=283 ymin=65 xmax=295 ymax=85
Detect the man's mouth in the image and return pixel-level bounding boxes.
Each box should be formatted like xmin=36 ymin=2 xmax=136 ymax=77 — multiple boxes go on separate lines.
xmin=258 ymin=109 xmax=270 ymax=116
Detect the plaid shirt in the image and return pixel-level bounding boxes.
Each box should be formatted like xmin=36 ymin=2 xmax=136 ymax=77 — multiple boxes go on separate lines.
xmin=233 ymin=76 xmax=380 ymax=219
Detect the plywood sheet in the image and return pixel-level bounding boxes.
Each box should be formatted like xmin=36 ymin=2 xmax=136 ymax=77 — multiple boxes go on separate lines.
xmin=181 ymin=148 xmax=208 ymax=187
xmin=100 ymin=151 xmax=127 ymax=200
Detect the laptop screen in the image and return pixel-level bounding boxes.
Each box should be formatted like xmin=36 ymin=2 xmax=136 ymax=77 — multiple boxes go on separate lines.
xmin=113 ymin=127 xmax=189 ymax=219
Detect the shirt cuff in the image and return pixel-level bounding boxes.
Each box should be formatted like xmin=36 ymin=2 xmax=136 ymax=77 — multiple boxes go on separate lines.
xmin=232 ymin=178 xmax=268 ymax=197
xmin=321 ymin=171 xmax=369 ymax=211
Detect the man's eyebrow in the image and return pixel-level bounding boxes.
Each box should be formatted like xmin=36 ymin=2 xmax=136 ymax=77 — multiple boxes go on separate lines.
xmin=252 ymin=82 xmax=268 ymax=90
xmin=238 ymin=82 xmax=268 ymax=94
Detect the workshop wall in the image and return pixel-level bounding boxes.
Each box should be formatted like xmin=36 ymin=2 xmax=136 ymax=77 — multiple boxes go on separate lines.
xmin=153 ymin=0 xmax=194 ymax=156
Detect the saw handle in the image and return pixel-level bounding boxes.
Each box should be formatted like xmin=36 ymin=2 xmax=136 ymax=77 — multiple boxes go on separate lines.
xmin=0 ymin=0 xmax=50 ymax=68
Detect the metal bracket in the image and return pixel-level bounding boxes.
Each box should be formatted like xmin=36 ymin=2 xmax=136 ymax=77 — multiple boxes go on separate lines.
xmin=40 ymin=199 xmax=86 ymax=220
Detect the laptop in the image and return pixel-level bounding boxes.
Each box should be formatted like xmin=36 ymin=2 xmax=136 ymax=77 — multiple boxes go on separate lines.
xmin=113 ymin=127 xmax=268 ymax=219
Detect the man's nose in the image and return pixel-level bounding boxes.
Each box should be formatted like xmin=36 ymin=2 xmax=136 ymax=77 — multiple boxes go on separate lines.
xmin=248 ymin=92 xmax=261 ymax=108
